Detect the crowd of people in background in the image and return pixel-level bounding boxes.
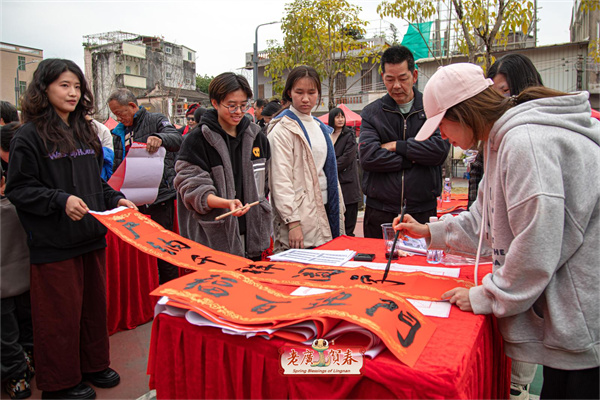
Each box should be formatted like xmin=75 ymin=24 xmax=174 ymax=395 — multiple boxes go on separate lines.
xmin=1 ymin=44 xmax=598 ymax=400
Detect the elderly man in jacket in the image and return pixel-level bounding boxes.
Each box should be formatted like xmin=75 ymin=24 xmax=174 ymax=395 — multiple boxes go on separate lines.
xmin=108 ymin=88 xmax=183 ymax=283
xmin=358 ymin=45 xmax=450 ymax=238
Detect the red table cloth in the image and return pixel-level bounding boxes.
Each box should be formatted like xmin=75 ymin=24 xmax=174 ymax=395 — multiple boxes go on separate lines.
xmin=147 ymin=236 xmax=510 ymax=399
xmin=105 ymin=229 xmax=159 ymax=335
xmin=437 ymin=193 xmax=469 ymax=217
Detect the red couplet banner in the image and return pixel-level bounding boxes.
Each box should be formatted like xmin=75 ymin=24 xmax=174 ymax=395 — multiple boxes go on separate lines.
xmin=90 ymin=207 xmax=470 ymax=367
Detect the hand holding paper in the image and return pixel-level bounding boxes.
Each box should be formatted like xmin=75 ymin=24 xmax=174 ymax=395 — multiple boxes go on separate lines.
xmin=107 ymin=142 xmax=166 ymax=206
xmin=146 ymin=136 xmax=163 ymax=154
xmin=65 ymin=195 xmax=89 ymax=221
xmin=442 ymin=287 xmax=472 ymax=311
xmin=117 ymin=198 xmax=138 ymax=210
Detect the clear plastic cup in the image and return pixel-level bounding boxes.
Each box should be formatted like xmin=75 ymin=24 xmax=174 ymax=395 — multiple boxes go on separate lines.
xmin=381 ymin=223 xmax=400 ymax=259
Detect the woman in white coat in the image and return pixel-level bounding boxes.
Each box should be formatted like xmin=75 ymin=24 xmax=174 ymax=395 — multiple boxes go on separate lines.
xmin=268 ymin=66 xmax=344 ymax=252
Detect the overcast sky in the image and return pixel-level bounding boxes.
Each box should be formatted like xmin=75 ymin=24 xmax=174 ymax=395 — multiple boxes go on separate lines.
xmin=1 ymin=0 xmax=575 ymax=78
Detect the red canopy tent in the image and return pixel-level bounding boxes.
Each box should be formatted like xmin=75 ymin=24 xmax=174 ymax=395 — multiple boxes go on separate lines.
xmin=103 ymin=117 xmax=118 ymax=131
xmin=317 ymin=103 xmax=362 ymax=127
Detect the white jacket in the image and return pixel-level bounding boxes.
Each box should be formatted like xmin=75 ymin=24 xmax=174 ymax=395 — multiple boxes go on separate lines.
xmin=268 ymin=111 xmax=344 ymax=252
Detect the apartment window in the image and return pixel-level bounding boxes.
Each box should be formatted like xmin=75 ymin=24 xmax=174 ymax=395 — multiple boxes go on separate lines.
xmin=188 ymin=51 xmax=192 ymax=61
xmin=258 ymin=84 xmax=265 ymax=99
xmin=166 ymin=72 xmax=172 ymax=79
xmin=19 ymin=81 xmax=27 ymax=94
xmin=125 ymin=66 xmax=131 ymax=74
xmin=334 ymin=73 xmax=346 ymax=95
xmin=165 ymin=46 xmax=172 ymax=54
xmin=18 ymin=56 xmax=26 ymax=71
xmin=375 ymin=70 xmax=383 ymax=90
xmin=361 ymin=69 xmax=372 ymax=92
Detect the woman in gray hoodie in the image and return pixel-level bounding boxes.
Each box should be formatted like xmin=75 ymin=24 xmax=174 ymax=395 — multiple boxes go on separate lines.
xmin=394 ymin=63 xmax=599 ymax=399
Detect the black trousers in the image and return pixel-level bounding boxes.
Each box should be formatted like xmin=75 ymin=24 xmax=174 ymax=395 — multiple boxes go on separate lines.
xmin=541 ymin=366 xmax=599 ymax=399
xmin=363 ymin=205 xmax=436 ymax=239
xmin=141 ymin=200 xmax=180 ymax=284
xmin=344 ymin=202 xmax=359 ymax=237
xmin=1 ymin=291 xmax=33 ymax=381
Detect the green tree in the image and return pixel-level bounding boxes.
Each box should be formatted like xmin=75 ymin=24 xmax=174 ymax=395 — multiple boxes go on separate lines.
xmin=378 ymin=0 xmax=535 ymax=71
xmin=196 ymin=74 xmax=213 ymax=94
xmin=265 ymin=0 xmax=384 ymax=110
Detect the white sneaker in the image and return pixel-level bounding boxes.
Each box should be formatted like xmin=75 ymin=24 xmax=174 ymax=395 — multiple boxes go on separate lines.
xmin=510 ymin=382 xmax=530 ymax=400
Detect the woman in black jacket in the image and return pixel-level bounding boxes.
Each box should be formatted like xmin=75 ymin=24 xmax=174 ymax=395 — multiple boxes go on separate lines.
xmin=6 ymin=59 xmax=136 ymax=399
xmin=328 ymin=108 xmax=361 ymax=236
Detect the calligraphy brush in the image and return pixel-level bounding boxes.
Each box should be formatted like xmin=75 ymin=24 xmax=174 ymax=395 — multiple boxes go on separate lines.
xmin=215 ymin=201 xmax=259 ymax=221
xmin=382 ymin=199 xmax=407 ymax=283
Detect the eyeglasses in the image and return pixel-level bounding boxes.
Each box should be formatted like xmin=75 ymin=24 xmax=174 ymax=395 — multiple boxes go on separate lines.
xmin=186 ymin=117 xmax=195 ymax=121
xmin=220 ymin=103 xmax=251 ymax=114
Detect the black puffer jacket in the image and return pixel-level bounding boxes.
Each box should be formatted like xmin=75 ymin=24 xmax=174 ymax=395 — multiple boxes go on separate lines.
xmin=358 ymin=90 xmax=450 ymax=215
xmin=334 ymin=127 xmax=361 ymax=205
xmin=112 ymin=107 xmax=183 ymax=204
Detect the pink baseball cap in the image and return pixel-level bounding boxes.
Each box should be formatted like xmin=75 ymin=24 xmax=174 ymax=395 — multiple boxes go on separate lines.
xmin=415 ymin=63 xmax=494 ymax=141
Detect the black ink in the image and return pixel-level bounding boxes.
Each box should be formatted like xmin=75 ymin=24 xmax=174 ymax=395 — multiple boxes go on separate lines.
xmin=396 ymin=311 xmax=421 ymax=347
xmin=292 ymin=267 xmax=345 ymax=282
xmin=158 ymin=239 xmax=190 ymax=251
xmin=184 ymin=274 xmax=237 ymax=298
xmin=303 ymin=292 xmax=351 ymax=310
xmin=191 ymin=255 xmax=226 ymax=266
xmin=251 ymin=295 xmax=291 ymax=314
xmin=350 ymin=274 xmax=405 ymax=286
xmin=116 ymin=219 xmax=141 ymax=240
xmin=365 ymin=299 xmax=399 ymax=317
xmin=147 ymin=238 xmax=191 ymax=256
xmin=236 ymin=264 xmax=284 ymax=275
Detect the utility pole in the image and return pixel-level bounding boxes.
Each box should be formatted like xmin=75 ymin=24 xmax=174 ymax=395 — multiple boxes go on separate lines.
xmin=253 ymin=21 xmax=279 ymax=100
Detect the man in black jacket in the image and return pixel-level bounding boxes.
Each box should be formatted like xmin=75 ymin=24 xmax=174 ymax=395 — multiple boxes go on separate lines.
xmin=108 ymin=89 xmax=183 ymax=283
xmin=358 ymin=45 xmax=450 ymax=238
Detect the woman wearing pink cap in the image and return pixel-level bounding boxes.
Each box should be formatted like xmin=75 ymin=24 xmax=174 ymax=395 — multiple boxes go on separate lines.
xmin=394 ymin=63 xmax=599 ymax=399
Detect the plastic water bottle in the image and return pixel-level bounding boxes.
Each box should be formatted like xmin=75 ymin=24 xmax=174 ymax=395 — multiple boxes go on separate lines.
xmin=426 ymin=217 xmax=443 ymax=264
xmin=443 ymin=178 xmax=452 ymax=202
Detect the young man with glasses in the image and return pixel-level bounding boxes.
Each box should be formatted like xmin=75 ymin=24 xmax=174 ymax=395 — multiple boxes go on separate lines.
xmin=174 ymin=73 xmax=272 ymax=260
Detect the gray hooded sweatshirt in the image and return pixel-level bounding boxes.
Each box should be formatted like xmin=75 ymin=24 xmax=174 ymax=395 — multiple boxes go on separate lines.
xmin=429 ymin=91 xmax=600 ymax=370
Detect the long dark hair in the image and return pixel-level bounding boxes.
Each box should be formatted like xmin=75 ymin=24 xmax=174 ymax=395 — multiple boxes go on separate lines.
xmin=261 ymin=100 xmax=282 ymax=118
xmin=21 ymin=58 xmax=99 ymax=154
xmin=487 ymin=53 xmax=543 ymax=96
xmin=282 ymin=66 xmax=322 ymax=106
xmin=328 ymin=107 xmax=345 ymax=128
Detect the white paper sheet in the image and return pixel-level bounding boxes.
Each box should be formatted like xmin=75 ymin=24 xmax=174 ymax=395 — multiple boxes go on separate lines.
xmin=108 ymin=142 xmax=165 ymax=206
xmin=341 ymin=261 xmax=461 ymax=278
xmin=269 ymin=249 xmax=357 ymax=266
xmin=290 ymin=287 xmax=452 ymax=318
xmin=397 ymin=237 xmax=428 ymax=255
